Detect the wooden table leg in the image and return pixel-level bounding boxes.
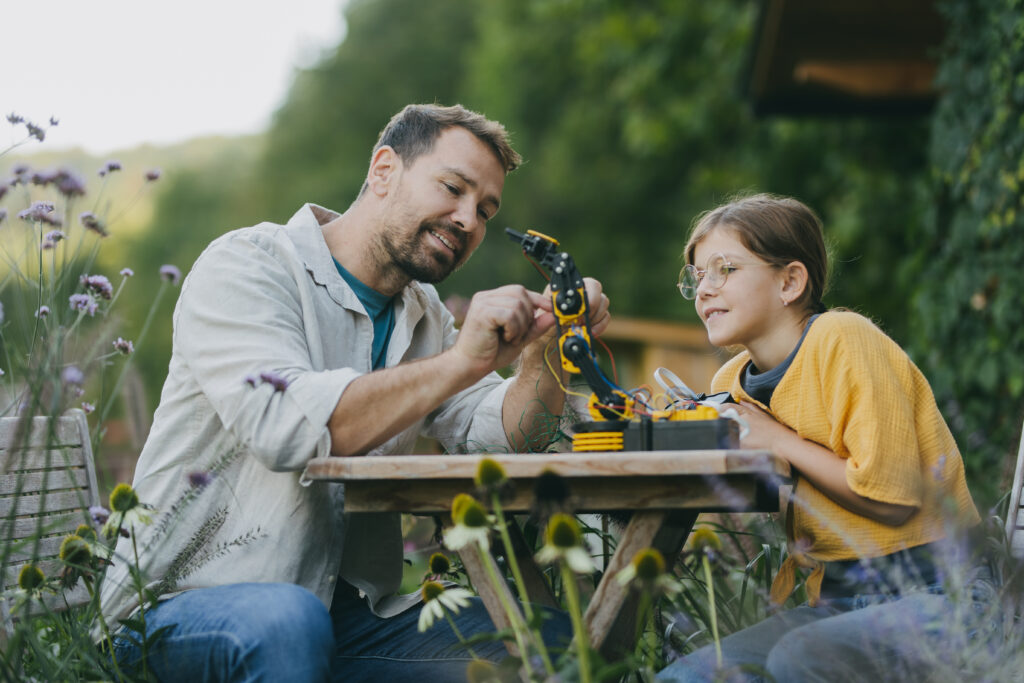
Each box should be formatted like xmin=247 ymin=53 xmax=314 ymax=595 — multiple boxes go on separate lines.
xmin=457 ymin=542 xmax=524 ymax=656
xmin=584 ymin=509 xmax=698 ymax=660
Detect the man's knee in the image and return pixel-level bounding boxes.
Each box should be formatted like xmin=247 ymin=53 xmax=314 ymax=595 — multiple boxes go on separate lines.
xmin=232 ymin=583 xmax=333 ymax=651
xmin=151 ymin=582 xmax=334 ymax=682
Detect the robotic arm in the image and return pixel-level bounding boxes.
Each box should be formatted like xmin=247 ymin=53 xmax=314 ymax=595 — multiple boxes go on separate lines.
xmin=506 ymin=228 xmax=634 ymax=420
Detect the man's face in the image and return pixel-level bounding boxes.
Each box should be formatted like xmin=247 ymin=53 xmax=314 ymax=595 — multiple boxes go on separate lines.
xmin=377 ymin=126 xmax=505 ymax=284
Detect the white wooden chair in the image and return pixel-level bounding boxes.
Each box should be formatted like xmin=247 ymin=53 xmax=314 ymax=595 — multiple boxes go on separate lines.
xmin=1007 ymin=421 xmax=1024 ymax=560
xmin=1 ymin=410 xmax=100 ymax=633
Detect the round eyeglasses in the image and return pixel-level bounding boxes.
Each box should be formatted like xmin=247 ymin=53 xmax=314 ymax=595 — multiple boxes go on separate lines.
xmin=677 ymin=253 xmax=771 ymax=300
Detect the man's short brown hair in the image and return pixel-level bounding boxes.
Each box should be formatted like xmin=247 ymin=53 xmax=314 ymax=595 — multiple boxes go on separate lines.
xmin=373 ymin=104 xmax=521 ymax=173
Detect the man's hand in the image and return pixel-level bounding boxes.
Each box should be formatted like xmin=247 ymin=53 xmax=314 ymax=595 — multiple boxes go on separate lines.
xmin=451 ymin=284 xmax=559 ymax=374
xmin=520 ymin=277 xmax=610 ymax=368
xmin=502 ymin=277 xmax=611 ymax=451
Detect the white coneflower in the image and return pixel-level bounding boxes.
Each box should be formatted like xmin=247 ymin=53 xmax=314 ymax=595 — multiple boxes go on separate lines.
xmin=442 ymin=494 xmax=493 ymax=552
xmin=417 ymin=580 xmax=474 ymax=632
xmin=615 ymin=547 xmax=681 ymax=597
xmin=101 ymin=483 xmax=155 ymax=539
xmin=534 ymin=513 xmax=593 ymax=574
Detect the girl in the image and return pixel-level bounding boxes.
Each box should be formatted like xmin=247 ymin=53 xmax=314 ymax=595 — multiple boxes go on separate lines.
xmin=660 ymin=194 xmax=983 ymax=682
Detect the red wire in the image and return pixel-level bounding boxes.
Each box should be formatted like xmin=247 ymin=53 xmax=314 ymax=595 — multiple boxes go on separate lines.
xmin=526 ymin=255 xmax=551 ymax=281
xmin=595 ymin=335 xmax=619 ymax=385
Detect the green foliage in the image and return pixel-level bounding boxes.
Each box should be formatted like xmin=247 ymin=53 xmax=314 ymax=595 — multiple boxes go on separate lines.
xmin=910 ymin=0 xmax=1024 ymax=505
xmin=250 ymin=0 xmax=481 ymax=219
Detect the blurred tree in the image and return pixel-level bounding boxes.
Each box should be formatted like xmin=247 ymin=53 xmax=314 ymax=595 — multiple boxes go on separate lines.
xmin=250 ymin=0 xmax=482 ymax=222
xmin=910 ymin=0 xmax=1024 ymax=505
xmin=456 ymin=0 xmax=930 ymax=341
xmin=125 ymin=0 xmax=1024 ymax=502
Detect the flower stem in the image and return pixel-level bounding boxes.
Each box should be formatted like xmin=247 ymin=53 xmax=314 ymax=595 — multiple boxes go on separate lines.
xmin=633 ymin=589 xmax=653 ymax=662
xmin=702 ymin=554 xmax=722 ymax=668
xmin=491 ymin=495 xmax=554 ymax=675
xmin=474 ymin=543 xmax=532 ymax=671
xmin=559 ymin=561 xmax=591 ymax=683
xmin=85 ymin=580 xmax=125 ymax=683
xmin=96 ymin=280 xmax=169 ymax=440
xmin=443 ymin=609 xmax=480 ymax=659
xmin=130 ymin=524 xmax=151 ymax=681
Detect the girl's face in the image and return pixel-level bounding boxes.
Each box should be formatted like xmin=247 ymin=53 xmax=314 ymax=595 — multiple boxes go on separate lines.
xmin=691 ymin=227 xmax=786 ymax=350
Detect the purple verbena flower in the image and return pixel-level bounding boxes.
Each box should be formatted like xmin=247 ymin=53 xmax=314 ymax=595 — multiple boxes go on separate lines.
xmin=98 ymin=160 xmax=122 ymax=177
xmin=159 ymin=264 xmax=181 ymax=284
xmin=25 ymin=122 xmax=45 ymax=141
xmin=112 ymin=337 xmax=134 ymax=355
xmin=89 ymin=505 xmax=110 ymax=525
xmin=35 ymin=305 xmax=50 ymax=318
xmin=243 ymin=375 xmax=259 ymax=388
xmin=145 ymin=168 xmax=161 ymax=182
xmin=187 ymin=471 xmax=213 ymax=489
xmin=42 ymin=230 xmax=66 ymax=250
xmin=259 ymin=371 xmax=290 ymax=393
xmin=49 ymin=116 xmax=59 ymax=126
xmin=62 ymin=365 xmax=84 ymax=386
xmin=54 ymin=167 xmax=86 ymax=198
xmin=120 ymin=267 xmax=134 ymax=278
xmin=69 ymin=293 xmax=98 ymax=316
xmin=31 ymin=169 xmax=56 ymax=186
xmin=18 ymin=200 xmax=59 ymax=225
xmin=80 ymin=211 xmax=108 ymax=237
xmin=6 ymin=112 xmax=24 ymax=125
xmin=11 ymin=163 xmax=29 ymax=176
xmin=80 ymin=274 xmax=113 ymax=300
xmin=81 ymin=401 xmax=95 ymax=414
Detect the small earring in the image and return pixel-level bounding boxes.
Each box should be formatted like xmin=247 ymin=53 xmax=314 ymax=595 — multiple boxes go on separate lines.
xmin=782 ymin=298 xmax=789 ymax=307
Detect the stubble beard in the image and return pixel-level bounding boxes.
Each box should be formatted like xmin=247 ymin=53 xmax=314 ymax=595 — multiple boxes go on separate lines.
xmin=378 ymin=218 xmax=468 ymax=285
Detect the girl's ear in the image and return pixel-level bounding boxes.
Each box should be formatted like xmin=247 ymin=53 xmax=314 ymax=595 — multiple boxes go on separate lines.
xmin=779 ymin=261 xmax=809 ymax=306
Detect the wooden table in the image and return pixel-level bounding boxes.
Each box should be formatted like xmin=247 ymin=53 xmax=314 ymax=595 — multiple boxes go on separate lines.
xmin=303 ymin=450 xmax=791 ymax=659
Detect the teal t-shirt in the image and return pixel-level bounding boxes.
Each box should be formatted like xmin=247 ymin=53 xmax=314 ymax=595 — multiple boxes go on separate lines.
xmin=334 ymin=260 xmax=395 ymax=370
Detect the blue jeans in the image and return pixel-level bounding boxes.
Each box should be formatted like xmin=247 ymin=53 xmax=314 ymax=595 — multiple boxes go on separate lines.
xmin=112 ymin=582 xmax=571 ymax=682
xmin=657 ymin=585 xmax=998 ymax=682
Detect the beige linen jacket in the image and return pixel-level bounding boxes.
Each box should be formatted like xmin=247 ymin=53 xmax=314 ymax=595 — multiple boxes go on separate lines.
xmin=99 ymin=204 xmax=512 ymax=627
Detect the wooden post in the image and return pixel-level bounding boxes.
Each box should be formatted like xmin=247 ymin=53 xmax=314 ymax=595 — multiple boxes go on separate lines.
xmin=584 ymin=509 xmax=698 ymax=659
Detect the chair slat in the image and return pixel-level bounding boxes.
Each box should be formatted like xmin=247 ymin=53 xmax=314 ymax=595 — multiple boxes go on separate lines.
xmin=5 ymin=513 xmax=85 ymax=541
xmin=1 ymin=447 xmax=88 ymax=473
xmin=0 ymin=416 xmax=85 ymax=450
xmin=0 ymin=489 xmax=93 ymax=518
xmin=3 ymin=535 xmax=67 ymax=565
xmin=0 ymin=468 xmax=90 ymax=495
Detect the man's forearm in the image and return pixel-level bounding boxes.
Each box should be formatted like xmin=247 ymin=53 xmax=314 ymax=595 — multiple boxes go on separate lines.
xmin=328 ymin=351 xmax=484 ymax=456
xmin=503 ymin=339 xmax=567 ymax=452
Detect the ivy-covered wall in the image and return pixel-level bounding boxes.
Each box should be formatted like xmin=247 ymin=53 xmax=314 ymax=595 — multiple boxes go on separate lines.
xmin=913 ymin=0 xmax=1024 ymax=506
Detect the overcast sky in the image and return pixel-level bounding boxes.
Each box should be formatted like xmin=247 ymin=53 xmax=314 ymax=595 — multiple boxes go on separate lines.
xmin=2 ymin=0 xmax=347 ymax=155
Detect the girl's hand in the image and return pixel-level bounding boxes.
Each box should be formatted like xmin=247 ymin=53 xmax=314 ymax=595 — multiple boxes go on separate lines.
xmin=731 ymin=401 xmax=799 ymax=454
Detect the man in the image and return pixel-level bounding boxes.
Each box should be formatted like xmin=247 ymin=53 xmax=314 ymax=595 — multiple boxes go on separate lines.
xmin=101 ymin=104 xmax=609 ymax=681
